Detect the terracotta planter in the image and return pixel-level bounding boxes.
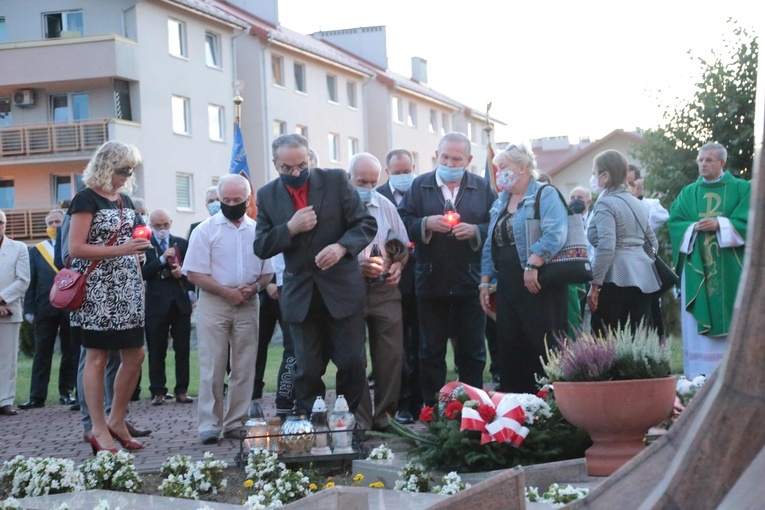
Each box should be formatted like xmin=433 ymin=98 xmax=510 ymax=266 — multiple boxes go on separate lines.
xmin=554 ymin=377 xmax=676 ymax=476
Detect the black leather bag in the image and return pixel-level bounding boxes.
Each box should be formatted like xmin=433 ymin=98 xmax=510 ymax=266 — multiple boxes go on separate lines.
xmin=525 ymin=185 xmax=593 ymax=287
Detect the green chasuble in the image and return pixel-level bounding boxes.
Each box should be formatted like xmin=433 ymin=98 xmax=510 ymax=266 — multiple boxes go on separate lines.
xmin=668 ymin=171 xmax=750 ymax=336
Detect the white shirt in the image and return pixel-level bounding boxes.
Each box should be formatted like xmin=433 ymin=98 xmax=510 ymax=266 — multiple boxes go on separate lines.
xmin=435 ymin=170 xmax=460 ymax=202
xmin=388 ymin=181 xmax=405 ymax=206
xmin=270 ymin=253 xmax=285 ymax=287
xmin=182 ymin=212 xmax=272 ymax=287
xmin=358 ymin=193 xmax=410 ymax=260
xmin=640 ymin=197 xmax=669 ymax=232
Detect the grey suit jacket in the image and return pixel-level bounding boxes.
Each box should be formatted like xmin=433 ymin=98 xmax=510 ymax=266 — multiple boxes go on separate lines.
xmin=254 ymin=168 xmax=377 ymax=322
xmin=0 ymin=236 xmax=31 ymax=323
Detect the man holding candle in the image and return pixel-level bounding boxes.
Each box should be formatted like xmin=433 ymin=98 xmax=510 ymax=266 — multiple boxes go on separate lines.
xmin=399 ymin=132 xmax=496 ymax=405
xmin=184 ymin=174 xmax=273 ymax=444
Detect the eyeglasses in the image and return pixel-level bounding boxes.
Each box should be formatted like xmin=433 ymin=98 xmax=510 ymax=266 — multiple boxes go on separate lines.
xmin=277 ymin=160 xmax=309 ymax=174
xmin=114 ymin=167 xmax=134 ymax=177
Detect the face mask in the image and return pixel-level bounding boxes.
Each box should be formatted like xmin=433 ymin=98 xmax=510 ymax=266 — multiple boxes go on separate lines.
xmin=496 ymin=169 xmax=522 ymax=192
xmin=220 ymin=200 xmax=247 ymax=221
xmin=389 ymin=173 xmax=415 ymax=192
xmin=436 ymin=165 xmax=465 ymax=183
xmin=590 ymin=174 xmax=604 ymax=195
xmin=208 ymin=201 xmax=221 ymax=216
xmin=279 ymin=168 xmax=310 ymax=189
xmin=155 ymin=229 xmax=170 ymax=241
xmin=568 ymin=199 xmax=586 ymax=215
xmin=46 ymin=226 xmax=58 ymax=240
xmin=356 ymin=187 xmax=376 ymax=204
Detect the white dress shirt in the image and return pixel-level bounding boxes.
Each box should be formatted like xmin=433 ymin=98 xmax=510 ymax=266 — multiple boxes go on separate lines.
xmin=359 ymin=193 xmax=410 ymax=260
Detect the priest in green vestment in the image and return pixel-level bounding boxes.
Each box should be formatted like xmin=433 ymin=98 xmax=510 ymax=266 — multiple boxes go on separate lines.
xmin=668 ymin=142 xmax=750 ymax=377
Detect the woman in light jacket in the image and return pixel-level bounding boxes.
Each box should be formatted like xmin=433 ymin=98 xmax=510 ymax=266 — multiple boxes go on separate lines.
xmin=479 ymin=144 xmax=568 ymax=393
xmin=587 ymin=150 xmax=660 ymax=335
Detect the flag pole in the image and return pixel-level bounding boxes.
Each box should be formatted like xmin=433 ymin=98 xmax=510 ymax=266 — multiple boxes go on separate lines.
xmin=233 ymin=80 xmax=243 ymax=126
xmin=484 ymin=102 xmax=497 ymax=192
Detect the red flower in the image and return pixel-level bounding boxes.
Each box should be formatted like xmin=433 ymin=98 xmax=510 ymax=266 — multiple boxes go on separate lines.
xmin=536 ymin=388 xmax=550 ymax=401
xmin=419 ymin=406 xmax=434 ymax=423
xmin=444 ymin=401 xmax=463 ymax=420
xmin=477 ymin=404 xmax=496 ymax=423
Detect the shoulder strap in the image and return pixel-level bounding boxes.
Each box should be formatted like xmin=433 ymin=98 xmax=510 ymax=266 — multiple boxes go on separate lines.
xmin=533 ymin=184 xmax=570 ymax=219
xmin=613 ymin=193 xmax=654 ymax=254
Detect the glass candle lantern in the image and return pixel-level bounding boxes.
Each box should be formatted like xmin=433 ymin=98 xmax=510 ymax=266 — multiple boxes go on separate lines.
xmin=328 ymin=394 xmax=355 ymax=454
xmin=310 ymin=396 xmax=332 ymax=455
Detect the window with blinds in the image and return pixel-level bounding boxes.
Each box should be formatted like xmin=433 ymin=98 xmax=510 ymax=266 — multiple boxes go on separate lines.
xmin=176 ymin=173 xmax=193 ymax=210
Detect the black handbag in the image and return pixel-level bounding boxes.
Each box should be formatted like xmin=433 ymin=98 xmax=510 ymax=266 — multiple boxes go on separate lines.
xmin=614 ymin=194 xmax=679 ymax=297
xmin=525 ymin=185 xmax=593 ymax=287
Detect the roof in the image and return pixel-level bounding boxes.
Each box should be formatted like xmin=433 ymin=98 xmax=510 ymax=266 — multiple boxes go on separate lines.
xmin=164 ymin=0 xmax=248 ymax=28
xmin=538 ymin=130 xmax=644 ymax=177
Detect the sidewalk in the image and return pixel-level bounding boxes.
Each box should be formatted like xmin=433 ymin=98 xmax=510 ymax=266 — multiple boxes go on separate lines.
xmin=0 ymin=390 xmax=321 ymax=473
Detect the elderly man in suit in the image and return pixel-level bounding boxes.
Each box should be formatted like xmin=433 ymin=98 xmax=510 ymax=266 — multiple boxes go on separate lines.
xmin=0 ymin=209 xmax=31 ymax=416
xmin=254 ymin=133 xmax=377 ymax=418
xmin=142 ymin=208 xmax=194 ymax=405
xmin=19 ymin=209 xmax=77 ymax=410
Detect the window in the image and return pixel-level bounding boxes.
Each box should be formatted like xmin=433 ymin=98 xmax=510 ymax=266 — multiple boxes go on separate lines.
xmin=392 ymin=97 xmax=403 ymax=123
xmin=296 ymin=125 xmax=308 ymax=138
xmin=113 ymin=80 xmax=132 ymax=121
xmin=273 ymin=120 xmax=286 ymax=137
xmin=0 ymin=97 xmax=11 ymax=127
xmin=208 ymin=105 xmax=224 ymax=141
xmin=294 ymin=63 xmax=306 ymax=93
xmin=0 ymin=180 xmax=14 ymax=209
xmin=50 ymin=93 xmax=89 ymax=122
xmin=441 ymin=113 xmax=449 ymax=135
xmin=175 ymin=173 xmax=193 ymax=210
xmin=347 ymin=137 xmax=358 ymax=157
xmin=0 ymin=18 xmax=6 ymax=43
xmin=326 ymin=74 xmax=337 ymax=103
xmin=52 ymin=175 xmax=73 ymax=204
xmin=429 ymin=109 xmax=438 ymax=133
xmin=328 ymin=133 xmax=339 ymax=162
xmin=168 ymin=19 xmax=186 ymax=58
xmin=272 ymin=55 xmax=284 ymax=86
xmin=205 ymin=32 xmax=221 ymax=68
xmin=347 ymin=81 xmax=357 ymax=108
xmin=408 ymin=102 xmax=417 ymax=127
xmin=43 ymin=10 xmax=83 ymax=38
xmin=172 ymin=95 xmax=190 ymax=135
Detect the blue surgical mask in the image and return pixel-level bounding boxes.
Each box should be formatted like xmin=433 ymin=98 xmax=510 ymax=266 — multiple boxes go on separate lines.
xmin=437 ymin=165 xmax=465 ymax=183
xmin=279 ymin=168 xmax=310 ymax=189
xmin=389 ymin=173 xmax=415 ymax=192
xmin=207 ymin=201 xmax=221 ymax=216
xmin=356 ymin=187 xmax=376 ymax=204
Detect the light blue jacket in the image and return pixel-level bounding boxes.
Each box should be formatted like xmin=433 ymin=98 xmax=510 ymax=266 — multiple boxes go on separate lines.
xmin=481 ymin=180 xmax=568 ymax=278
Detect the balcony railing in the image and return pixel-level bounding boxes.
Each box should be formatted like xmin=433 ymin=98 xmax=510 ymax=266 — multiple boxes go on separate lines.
xmin=2 ymin=209 xmax=49 ymax=240
xmin=0 ymin=119 xmax=110 ymax=158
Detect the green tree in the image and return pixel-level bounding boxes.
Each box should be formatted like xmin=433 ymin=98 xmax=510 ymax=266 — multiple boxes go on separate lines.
xmin=638 ymin=21 xmax=757 ymax=205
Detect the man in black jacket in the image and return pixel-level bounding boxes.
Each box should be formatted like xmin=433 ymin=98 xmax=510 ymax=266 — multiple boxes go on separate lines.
xmin=142 ymin=209 xmax=194 ymax=405
xmin=20 ymin=209 xmax=77 ymax=409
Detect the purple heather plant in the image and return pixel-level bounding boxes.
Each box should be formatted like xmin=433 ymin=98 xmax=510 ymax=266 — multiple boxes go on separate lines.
xmin=557 ymin=336 xmax=617 ymax=382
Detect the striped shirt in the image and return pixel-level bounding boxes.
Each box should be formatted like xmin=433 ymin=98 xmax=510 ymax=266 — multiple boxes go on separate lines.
xmin=358 ymin=193 xmax=410 ymax=260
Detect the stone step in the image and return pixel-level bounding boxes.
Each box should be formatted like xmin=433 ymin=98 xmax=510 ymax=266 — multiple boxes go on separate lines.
xmin=15 ymin=489 xmax=242 ymax=509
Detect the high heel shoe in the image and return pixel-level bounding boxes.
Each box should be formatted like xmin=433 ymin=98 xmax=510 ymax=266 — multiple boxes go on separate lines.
xmin=108 ymin=425 xmax=143 ymax=451
xmin=88 ymin=433 xmax=119 ymax=455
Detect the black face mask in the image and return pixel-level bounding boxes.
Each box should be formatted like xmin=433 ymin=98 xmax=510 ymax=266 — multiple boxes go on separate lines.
xmin=279 ymin=168 xmax=310 ymax=189
xmin=568 ymin=199 xmax=586 ymax=215
xmin=220 ymin=200 xmax=247 ymax=221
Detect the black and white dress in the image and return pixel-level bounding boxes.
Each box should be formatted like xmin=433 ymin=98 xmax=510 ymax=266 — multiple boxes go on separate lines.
xmin=68 ymin=188 xmax=144 ymax=350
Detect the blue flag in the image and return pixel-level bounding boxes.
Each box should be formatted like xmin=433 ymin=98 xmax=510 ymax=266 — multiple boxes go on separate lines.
xmin=229 ymin=123 xmax=250 ymax=178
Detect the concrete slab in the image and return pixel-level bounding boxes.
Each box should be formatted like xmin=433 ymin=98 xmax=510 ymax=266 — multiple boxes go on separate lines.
xmin=16 ymin=489 xmax=241 ymax=509
xmin=280 ymin=486 xmax=447 ymax=510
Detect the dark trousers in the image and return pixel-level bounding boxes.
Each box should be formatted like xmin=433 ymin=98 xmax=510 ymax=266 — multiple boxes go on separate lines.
xmin=145 ymin=301 xmax=191 ymax=396
xmin=253 ymin=289 xmax=296 ymax=414
xmin=29 ymin=311 xmax=76 ymax=400
xmin=288 ymin=287 xmax=366 ymax=415
xmin=485 ymin=317 xmax=499 ymax=379
xmin=418 ymin=295 xmax=486 ymax=405
xmin=591 ymin=283 xmax=653 ymax=337
xmin=496 ymin=281 xmax=568 ymax=394
xmin=397 ymin=292 xmax=422 ymax=415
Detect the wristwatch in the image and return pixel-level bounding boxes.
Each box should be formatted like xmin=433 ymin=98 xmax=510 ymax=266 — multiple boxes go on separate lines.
xmin=478 ymin=283 xmax=491 ymax=289
xmin=524 ymin=264 xmax=541 ymax=271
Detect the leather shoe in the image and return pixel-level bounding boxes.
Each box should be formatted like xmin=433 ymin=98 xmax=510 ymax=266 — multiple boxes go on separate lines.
xmin=222 ymin=427 xmax=247 ymax=439
xmin=175 ymin=393 xmax=193 ymax=404
xmin=70 ymin=402 xmax=81 ymax=411
xmin=394 ymin=410 xmax=415 ymax=424
xmin=59 ymin=393 xmax=76 ymax=406
xmin=126 ymin=420 xmax=152 ymax=437
xmin=151 ymin=394 xmax=166 ymax=406
xmin=18 ymin=399 xmax=45 ymax=410
xmin=1 ymin=405 xmax=18 ymax=416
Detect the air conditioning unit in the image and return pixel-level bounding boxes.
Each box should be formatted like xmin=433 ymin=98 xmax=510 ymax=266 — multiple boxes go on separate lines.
xmin=12 ymin=90 xmax=35 ymax=106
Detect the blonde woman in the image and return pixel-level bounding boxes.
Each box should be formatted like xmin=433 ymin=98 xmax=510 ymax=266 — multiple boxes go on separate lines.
xmin=68 ymin=141 xmax=150 ymax=454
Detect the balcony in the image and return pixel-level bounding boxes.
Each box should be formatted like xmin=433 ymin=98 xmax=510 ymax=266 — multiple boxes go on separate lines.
xmin=0 ymin=119 xmax=110 ymax=158
xmin=2 ymin=209 xmax=49 ymax=241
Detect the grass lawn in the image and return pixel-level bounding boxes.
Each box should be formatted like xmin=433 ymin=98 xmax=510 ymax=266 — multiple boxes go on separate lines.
xmin=13 ymin=335 xmax=685 ymax=406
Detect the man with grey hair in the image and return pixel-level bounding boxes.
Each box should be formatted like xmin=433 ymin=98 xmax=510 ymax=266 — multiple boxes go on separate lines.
xmin=184 ymin=174 xmax=273 ymax=443
xmin=254 ymin=134 xmax=376 ymax=420
xmin=668 ymin=142 xmax=750 ymax=377
xmin=20 ymin=209 xmax=78 ymax=410
xmin=400 ymin=132 xmax=496 ymax=404
xmin=349 ymin=152 xmax=408 ymax=432
xmin=188 ymin=186 xmax=220 ymax=238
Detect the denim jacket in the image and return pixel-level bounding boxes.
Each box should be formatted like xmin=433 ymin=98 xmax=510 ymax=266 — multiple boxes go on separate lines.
xmin=481 ymin=180 xmax=568 ymax=278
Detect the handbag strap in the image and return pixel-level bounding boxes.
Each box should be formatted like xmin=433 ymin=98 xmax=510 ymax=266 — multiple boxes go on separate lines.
xmin=532 ymin=184 xmax=571 ymax=220
xmin=66 ymin=194 xmax=125 ymax=276
xmin=612 ymin=193 xmax=655 ymax=256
